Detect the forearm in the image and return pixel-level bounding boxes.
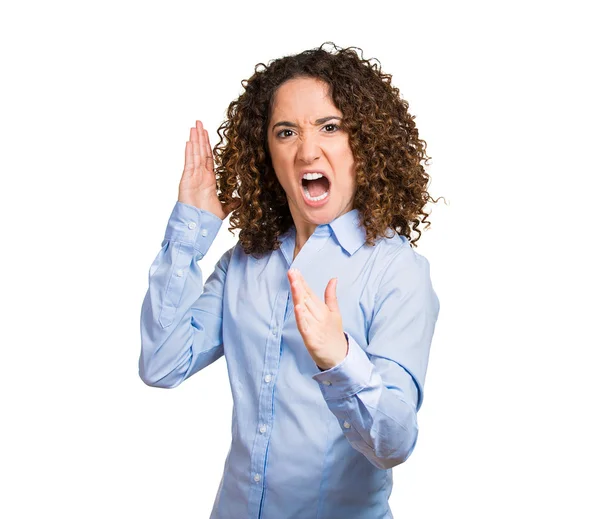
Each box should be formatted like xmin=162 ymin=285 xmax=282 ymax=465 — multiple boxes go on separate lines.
xmin=139 ymin=202 xmax=226 ymax=388
xmin=312 ymin=332 xmax=419 ymax=470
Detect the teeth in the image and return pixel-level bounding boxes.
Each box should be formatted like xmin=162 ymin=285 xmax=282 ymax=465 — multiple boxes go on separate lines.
xmin=303 ymin=186 xmax=329 ymax=202
xmin=302 ymin=172 xmax=324 ymax=180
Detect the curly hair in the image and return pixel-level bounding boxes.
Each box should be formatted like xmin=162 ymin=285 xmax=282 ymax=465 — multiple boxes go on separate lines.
xmin=213 ymin=42 xmax=442 ymax=258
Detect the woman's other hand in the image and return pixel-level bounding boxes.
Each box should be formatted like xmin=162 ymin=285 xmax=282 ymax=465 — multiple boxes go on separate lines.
xmin=288 ymin=268 xmax=348 ymax=370
xmin=178 ymin=120 xmax=241 ymax=220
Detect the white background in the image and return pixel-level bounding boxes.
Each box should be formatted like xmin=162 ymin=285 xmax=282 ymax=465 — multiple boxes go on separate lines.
xmin=1 ymin=0 xmax=598 ymax=517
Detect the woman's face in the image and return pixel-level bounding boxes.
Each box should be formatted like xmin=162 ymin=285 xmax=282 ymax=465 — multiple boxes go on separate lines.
xmin=267 ymin=76 xmax=356 ymax=232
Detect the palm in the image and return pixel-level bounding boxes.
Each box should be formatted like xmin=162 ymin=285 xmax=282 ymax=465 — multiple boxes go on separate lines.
xmin=178 ymin=120 xmax=239 ymax=220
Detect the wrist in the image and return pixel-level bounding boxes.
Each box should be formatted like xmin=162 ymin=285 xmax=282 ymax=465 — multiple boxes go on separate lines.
xmin=317 ymin=333 xmax=349 ymax=371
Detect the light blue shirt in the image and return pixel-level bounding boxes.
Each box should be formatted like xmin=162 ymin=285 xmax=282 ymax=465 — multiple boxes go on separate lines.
xmin=139 ymin=201 xmax=440 ymax=519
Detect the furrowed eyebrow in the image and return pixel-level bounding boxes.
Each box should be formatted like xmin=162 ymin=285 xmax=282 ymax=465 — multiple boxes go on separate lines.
xmin=271 ymin=116 xmax=342 ymax=131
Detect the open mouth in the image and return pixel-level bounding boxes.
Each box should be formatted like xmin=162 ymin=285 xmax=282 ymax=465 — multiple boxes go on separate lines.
xmin=301 ymin=175 xmax=331 ymax=202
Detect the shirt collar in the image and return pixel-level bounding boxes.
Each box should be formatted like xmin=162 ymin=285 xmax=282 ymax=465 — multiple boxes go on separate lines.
xmin=281 ymin=209 xmax=367 ymax=257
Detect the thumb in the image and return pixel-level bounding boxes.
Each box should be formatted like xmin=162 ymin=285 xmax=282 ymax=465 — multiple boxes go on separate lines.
xmin=324 ymin=278 xmax=340 ymax=313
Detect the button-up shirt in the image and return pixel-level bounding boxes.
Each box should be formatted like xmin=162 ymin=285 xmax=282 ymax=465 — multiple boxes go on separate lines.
xmin=139 ymin=201 xmax=440 ymax=519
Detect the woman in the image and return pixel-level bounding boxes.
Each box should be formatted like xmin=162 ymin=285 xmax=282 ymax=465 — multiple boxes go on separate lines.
xmin=139 ymin=42 xmax=441 ymax=519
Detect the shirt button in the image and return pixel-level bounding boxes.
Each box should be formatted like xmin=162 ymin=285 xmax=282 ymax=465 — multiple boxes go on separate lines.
xmin=175 ymin=269 xmax=183 ymax=277
xmin=254 ymin=473 xmax=261 ymax=482
xmin=201 ymin=228 xmax=208 ymax=237
xmin=343 ymin=421 xmax=351 ymax=429
xmin=259 ymin=424 xmax=267 ymax=434
xmin=323 ymin=380 xmax=332 ymax=386
xmin=264 ymin=374 xmax=272 ymax=383
xmin=271 ymin=326 xmax=277 ymax=336
xmin=188 ymin=222 xmax=197 ymax=230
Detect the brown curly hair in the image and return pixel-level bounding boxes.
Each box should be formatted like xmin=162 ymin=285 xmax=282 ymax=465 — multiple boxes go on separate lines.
xmin=213 ymin=42 xmax=442 ymax=258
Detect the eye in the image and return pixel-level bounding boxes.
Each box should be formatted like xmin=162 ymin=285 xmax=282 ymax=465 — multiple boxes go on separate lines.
xmin=276 ymin=129 xmax=295 ymax=139
xmin=322 ymin=123 xmax=339 ymax=133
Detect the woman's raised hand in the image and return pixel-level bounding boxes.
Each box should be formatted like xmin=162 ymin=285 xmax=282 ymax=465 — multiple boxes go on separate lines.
xmin=178 ymin=120 xmax=241 ymax=220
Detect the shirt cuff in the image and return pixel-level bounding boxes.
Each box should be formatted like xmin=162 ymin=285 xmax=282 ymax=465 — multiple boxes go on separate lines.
xmin=316 ymin=332 xmax=349 ymax=372
xmin=163 ymin=201 xmax=223 ymax=259
xmin=312 ymin=332 xmax=374 ymax=400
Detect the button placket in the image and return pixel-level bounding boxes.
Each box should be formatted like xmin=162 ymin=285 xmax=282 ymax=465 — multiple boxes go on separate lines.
xmin=249 ymin=288 xmax=287 ymax=515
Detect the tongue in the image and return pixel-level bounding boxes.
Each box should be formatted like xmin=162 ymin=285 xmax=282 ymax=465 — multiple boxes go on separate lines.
xmin=307 ymin=177 xmax=329 ymax=197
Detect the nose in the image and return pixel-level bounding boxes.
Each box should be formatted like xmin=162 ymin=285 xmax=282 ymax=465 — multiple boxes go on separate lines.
xmin=296 ymin=133 xmax=321 ymax=164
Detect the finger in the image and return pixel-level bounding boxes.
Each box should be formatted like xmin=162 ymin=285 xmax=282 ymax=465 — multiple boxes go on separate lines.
xmin=301 ymin=291 xmax=322 ymax=321
xmin=203 ymin=129 xmax=211 ymax=156
xmin=191 ymin=127 xmax=202 ymax=171
xmin=295 ymin=271 xmax=318 ymax=304
xmin=290 ymin=277 xmax=316 ymax=332
xmin=203 ymin=129 xmax=214 ymax=172
xmin=290 ymin=271 xmax=312 ymax=309
xmin=294 ymin=301 xmax=311 ymax=333
xmin=184 ymin=140 xmax=194 ymax=174
xmin=196 ymin=120 xmax=207 ymax=168
xmin=291 ymin=279 xmax=306 ymax=307
xmin=292 ymin=278 xmax=322 ymax=322
xmin=197 ymin=120 xmax=205 ymax=153
xmin=288 ymin=270 xmax=300 ymax=296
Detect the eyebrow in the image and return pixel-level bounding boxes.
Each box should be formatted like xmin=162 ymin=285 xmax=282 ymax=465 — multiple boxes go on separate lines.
xmin=271 ymin=116 xmax=342 ymax=131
